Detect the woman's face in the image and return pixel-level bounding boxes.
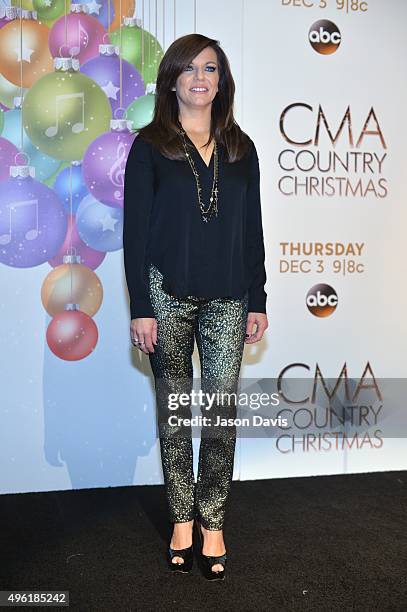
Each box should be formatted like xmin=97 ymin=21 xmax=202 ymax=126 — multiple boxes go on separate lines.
xmin=174 ymin=46 xmax=219 ymax=113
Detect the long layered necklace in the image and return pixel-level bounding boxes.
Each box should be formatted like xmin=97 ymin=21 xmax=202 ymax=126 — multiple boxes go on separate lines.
xmin=178 ymin=124 xmax=219 ymax=223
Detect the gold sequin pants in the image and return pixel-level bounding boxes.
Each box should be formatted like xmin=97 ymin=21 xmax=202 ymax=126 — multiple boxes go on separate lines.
xmin=148 ymin=262 xmax=249 ymax=530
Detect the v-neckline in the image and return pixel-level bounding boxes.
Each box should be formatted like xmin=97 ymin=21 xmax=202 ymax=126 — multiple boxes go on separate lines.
xmin=185 ymin=133 xmax=215 ymax=169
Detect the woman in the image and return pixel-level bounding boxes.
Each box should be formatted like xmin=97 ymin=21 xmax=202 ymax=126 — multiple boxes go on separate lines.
xmin=123 ymin=33 xmax=268 ymax=580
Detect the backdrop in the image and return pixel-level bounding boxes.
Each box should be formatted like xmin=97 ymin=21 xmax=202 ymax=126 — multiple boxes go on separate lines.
xmin=1 ymin=0 xmax=406 ymax=495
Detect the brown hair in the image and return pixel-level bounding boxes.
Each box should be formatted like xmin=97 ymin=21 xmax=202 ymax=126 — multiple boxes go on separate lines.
xmin=135 ymin=33 xmax=252 ymax=163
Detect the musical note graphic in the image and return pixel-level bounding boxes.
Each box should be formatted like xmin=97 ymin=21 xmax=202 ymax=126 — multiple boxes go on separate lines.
xmin=70 ymin=20 xmax=89 ymax=56
xmin=45 ymin=92 xmax=85 ymax=138
xmin=108 ymin=142 xmax=127 ymax=200
xmin=0 ymin=199 xmax=39 ymax=245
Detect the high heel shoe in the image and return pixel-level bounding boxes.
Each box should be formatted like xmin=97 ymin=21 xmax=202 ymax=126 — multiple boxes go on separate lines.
xmin=195 ymin=518 xmax=227 ymax=581
xmin=168 ymin=544 xmax=193 ymax=573
xmin=168 ymin=525 xmax=193 ymax=573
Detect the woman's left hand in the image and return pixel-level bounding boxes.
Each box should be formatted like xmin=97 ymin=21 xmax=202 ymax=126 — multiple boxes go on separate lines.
xmin=245 ymin=312 xmax=268 ymax=344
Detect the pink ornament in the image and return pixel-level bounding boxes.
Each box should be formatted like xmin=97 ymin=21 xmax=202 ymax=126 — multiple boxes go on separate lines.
xmin=48 ymin=214 xmax=106 ymax=270
xmin=82 ymin=121 xmax=136 ymax=208
xmin=49 ymin=13 xmax=106 ymax=65
xmin=46 ymin=308 xmax=98 ymax=361
xmin=0 ymin=137 xmax=19 ymax=181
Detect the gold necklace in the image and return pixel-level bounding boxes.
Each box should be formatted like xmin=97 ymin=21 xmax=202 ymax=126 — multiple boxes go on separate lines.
xmin=178 ymin=124 xmax=219 ymax=223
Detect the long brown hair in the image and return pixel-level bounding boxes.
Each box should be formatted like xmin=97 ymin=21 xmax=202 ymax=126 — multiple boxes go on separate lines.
xmin=135 ymin=33 xmax=252 ymax=163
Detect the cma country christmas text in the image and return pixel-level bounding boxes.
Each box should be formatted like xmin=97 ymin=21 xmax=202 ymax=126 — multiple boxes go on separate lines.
xmin=278 ymin=104 xmax=387 ymax=198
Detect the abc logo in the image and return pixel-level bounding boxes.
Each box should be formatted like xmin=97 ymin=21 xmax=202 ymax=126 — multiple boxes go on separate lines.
xmin=306 ymin=284 xmax=338 ymax=317
xmin=309 ymin=20 xmax=341 ymax=55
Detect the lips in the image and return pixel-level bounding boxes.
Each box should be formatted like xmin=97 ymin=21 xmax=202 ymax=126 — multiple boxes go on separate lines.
xmin=190 ymin=88 xmax=208 ymax=92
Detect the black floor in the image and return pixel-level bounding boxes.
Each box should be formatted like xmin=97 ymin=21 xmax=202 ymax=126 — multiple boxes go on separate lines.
xmin=0 ymin=471 xmax=406 ymax=611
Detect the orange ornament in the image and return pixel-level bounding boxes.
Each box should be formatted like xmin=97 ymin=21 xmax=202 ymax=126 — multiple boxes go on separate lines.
xmin=0 ymin=19 xmax=53 ymax=88
xmin=41 ymin=261 xmax=103 ymax=318
xmin=110 ymin=0 xmax=135 ymax=31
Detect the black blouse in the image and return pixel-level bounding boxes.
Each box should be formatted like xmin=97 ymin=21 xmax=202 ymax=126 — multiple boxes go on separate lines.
xmin=123 ymin=132 xmax=267 ymax=319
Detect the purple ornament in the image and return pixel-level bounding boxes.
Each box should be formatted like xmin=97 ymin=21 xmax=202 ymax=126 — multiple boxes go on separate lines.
xmin=0 ymin=137 xmax=19 ymax=181
xmin=49 ymin=12 xmax=106 ymax=65
xmin=72 ymin=0 xmax=116 ymax=30
xmin=82 ymin=121 xmax=136 ymax=208
xmin=0 ymin=167 xmax=67 ymax=268
xmin=0 ymin=6 xmax=12 ymax=30
xmin=81 ymin=45 xmax=145 ymax=116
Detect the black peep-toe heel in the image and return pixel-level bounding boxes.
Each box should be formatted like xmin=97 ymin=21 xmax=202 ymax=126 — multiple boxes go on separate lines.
xmin=195 ymin=518 xmax=227 ymax=581
xmin=168 ymin=542 xmax=193 ymax=573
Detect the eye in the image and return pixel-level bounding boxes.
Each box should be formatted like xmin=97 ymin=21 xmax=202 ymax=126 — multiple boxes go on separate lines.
xmin=183 ymin=65 xmax=193 ymax=71
xmin=206 ymin=66 xmax=216 ymax=72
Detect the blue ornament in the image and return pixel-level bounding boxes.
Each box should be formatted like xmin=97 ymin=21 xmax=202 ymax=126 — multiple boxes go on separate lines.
xmin=2 ymin=109 xmax=60 ymax=181
xmin=53 ymin=163 xmax=89 ymax=215
xmin=76 ymin=193 xmax=123 ymax=252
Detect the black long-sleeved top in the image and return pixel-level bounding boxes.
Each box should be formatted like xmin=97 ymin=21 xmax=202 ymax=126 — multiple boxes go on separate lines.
xmin=123 ymin=132 xmax=267 ymax=319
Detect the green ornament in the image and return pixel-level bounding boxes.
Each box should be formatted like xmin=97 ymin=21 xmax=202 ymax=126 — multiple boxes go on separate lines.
xmin=109 ymin=25 xmax=163 ymax=86
xmin=33 ymin=0 xmax=66 ymax=22
xmin=23 ymin=68 xmax=112 ymax=161
xmin=126 ymin=94 xmax=156 ymax=130
xmin=0 ymin=73 xmax=27 ymax=109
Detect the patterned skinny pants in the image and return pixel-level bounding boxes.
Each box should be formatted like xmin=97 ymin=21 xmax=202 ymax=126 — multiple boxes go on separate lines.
xmin=148 ymin=263 xmax=248 ymax=530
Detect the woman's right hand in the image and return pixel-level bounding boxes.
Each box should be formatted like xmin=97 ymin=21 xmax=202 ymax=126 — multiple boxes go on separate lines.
xmin=130 ymin=317 xmax=158 ymax=354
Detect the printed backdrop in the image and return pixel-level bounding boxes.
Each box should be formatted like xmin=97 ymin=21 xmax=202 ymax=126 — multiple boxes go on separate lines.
xmin=1 ymin=0 xmax=406 ymax=494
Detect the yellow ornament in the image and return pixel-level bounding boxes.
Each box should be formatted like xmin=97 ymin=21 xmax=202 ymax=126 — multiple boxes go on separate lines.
xmin=11 ymin=0 xmax=35 ymax=9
